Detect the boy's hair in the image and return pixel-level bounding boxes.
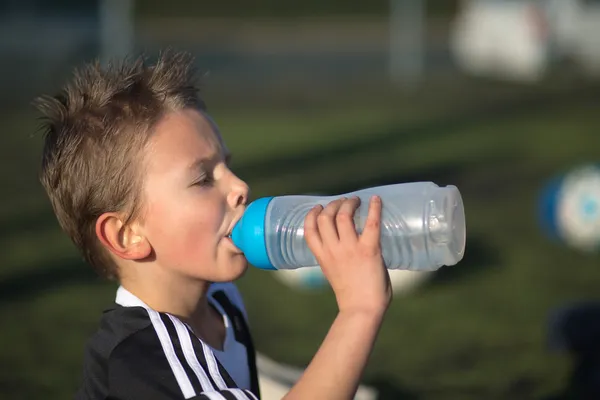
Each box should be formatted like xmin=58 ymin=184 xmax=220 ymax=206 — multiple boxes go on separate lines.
xmin=35 ymin=51 xmax=205 ymax=280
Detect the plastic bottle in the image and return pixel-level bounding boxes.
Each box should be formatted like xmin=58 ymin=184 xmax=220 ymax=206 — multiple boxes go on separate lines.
xmin=231 ymin=182 xmax=466 ymax=271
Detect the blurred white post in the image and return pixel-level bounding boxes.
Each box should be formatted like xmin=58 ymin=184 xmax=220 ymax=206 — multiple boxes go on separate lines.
xmin=389 ymin=0 xmax=425 ymax=87
xmin=100 ymin=0 xmax=135 ymax=64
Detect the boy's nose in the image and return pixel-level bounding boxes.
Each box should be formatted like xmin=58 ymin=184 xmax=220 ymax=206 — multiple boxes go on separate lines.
xmin=228 ymin=178 xmax=249 ymax=208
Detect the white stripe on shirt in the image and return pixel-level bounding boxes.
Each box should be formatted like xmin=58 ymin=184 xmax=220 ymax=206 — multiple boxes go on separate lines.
xmin=201 ymin=389 xmax=254 ymax=400
xmin=201 ymin=340 xmax=228 ymax=390
xmin=147 ymin=309 xmax=196 ymax=399
xmin=167 ymin=314 xmax=216 ymax=392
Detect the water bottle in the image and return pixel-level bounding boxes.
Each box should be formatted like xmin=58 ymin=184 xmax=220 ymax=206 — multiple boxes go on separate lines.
xmin=231 ymin=182 xmax=466 ymax=271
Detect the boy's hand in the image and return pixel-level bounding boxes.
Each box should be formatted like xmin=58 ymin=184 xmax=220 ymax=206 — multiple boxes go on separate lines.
xmin=304 ymin=196 xmax=392 ymax=315
xmin=285 ymin=196 xmax=391 ymax=399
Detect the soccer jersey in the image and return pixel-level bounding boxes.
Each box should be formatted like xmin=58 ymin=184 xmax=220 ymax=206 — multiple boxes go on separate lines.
xmin=74 ymin=282 xmax=260 ymax=400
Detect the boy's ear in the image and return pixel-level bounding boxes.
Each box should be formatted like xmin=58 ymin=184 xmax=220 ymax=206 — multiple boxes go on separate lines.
xmin=95 ymin=212 xmax=151 ymax=261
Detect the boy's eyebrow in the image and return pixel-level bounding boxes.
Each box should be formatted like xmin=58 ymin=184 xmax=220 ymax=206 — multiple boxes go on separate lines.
xmin=187 ymin=150 xmax=232 ymax=172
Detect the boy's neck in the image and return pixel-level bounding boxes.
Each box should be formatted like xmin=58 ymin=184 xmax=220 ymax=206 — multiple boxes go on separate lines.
xmin=120 ymin=265 xmax=213 ymax=325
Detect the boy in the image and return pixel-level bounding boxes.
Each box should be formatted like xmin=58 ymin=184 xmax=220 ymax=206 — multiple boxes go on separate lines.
xmin=36 ymin=51 xmax=392 ymax=400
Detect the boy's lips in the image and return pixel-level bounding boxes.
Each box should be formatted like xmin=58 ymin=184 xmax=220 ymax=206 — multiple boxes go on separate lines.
xmin=225 ymin=223 xmax=236 ymax=238
xmin=223 ymin=235 xmax=243 ymax=254
xmin=225 ymin=213 xmax=243 ymax=238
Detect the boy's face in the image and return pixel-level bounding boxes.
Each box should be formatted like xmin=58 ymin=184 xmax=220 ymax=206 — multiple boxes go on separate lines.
xmin=139 ymin=108 xmax=249 ymax=282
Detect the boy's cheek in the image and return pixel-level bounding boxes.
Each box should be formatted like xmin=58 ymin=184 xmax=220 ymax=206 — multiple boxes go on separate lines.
xmin=163 ymin=226 xmax=214 ymax=262
xmin=143 ymin=199 xmax=188 ymax=233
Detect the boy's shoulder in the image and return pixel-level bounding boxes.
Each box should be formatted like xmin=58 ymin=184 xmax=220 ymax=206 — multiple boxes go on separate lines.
xmin=75 ymin=305 xmax=160 ymax=399
xmin=89 ymin=304 xmax=153 ymax=358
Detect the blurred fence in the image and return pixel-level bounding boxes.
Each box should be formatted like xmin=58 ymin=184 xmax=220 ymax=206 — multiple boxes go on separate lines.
xmin=0 ymin=9 xmax=454 ymax=109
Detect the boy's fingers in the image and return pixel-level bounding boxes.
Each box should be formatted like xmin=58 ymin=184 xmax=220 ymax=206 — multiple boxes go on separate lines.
xmin=317 ymin=198 xmax=344 ymax=243
xmin=337 ymin=197 xmax=360 ymax=243
xmin=304 ymin=205 xmax=323 ymax=253
xmin=360 ymin=196 xmax=382 ymax=246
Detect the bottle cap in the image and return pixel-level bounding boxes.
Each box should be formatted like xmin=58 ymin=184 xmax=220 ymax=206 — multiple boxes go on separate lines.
xmin=427 ymin=186 xmax=466 ymax=267
xmin=231 ymin=196 xmax=277 ymax=270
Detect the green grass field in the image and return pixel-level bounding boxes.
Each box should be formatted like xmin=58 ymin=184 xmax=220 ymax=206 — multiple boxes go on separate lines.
xmin=2 ymin=76 xmax=599 ymax=399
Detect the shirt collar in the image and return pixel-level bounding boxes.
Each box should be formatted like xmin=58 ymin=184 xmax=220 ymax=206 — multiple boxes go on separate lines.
xmin=115 ymin=286 xmax=151 ymax=309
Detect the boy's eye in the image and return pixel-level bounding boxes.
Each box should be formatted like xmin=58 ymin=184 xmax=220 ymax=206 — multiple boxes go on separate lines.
xmin=192 ymin=173 xmax=214 ymax=187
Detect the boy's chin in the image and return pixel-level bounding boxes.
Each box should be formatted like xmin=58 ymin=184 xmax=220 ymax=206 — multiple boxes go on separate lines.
xmin=231 ymin=257 xmax=249 ymax=279
xmin=215 ymin=255 xmax=249 ymax=282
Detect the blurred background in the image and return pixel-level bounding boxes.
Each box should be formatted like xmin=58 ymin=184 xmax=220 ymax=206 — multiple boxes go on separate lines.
xmin=2 ymin=0 xmax=600 ymax=399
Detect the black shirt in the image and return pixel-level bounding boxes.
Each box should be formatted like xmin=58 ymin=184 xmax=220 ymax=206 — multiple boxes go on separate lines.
xmin=74 ymin=283 xmax=260 ymax=400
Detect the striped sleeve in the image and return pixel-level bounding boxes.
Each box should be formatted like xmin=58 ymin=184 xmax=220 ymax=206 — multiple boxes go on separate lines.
xmin=107 ymin=309 xmax=258 ymax=400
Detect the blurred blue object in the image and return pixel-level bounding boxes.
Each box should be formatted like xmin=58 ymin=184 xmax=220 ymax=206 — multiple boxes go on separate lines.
xmin=539 ymin=175 xmax=564 ymax=241
xmin=539 ymin=164 xmax=600 ymax=252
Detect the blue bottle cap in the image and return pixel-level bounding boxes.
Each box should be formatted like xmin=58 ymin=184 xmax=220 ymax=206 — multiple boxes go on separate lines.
xmin=231 ymin=196 xmax=277 ymax=270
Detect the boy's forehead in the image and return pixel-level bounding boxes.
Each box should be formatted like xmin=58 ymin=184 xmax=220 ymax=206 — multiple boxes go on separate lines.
xmin=146 ymin=109 xmax=227 ymax=169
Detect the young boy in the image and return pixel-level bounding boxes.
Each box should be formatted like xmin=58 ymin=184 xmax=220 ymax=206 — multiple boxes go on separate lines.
xmin=36 ymin=51 xmax=392 ymax=400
